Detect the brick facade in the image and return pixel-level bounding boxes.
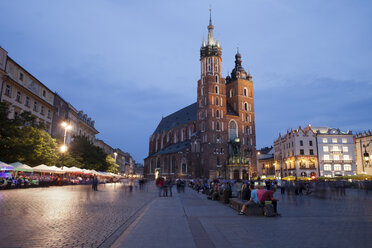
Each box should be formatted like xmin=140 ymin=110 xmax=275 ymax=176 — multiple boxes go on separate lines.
xmin=144 ymin=15 xmax=257 ymax=180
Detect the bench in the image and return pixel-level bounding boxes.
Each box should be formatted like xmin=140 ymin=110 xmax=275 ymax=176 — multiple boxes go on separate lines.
xmin=229 ymin=198 xmax=263 ymax=216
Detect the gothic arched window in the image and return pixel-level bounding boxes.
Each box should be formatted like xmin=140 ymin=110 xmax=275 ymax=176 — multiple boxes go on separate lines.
xmin=215 ymin=86 xmax=219 ymax=94
xmin=244 ymin=88 xmax=248 ymax=96
xmin=229 ymin=120 xmax=238 ymax=140
xmin=216 ymin=97 xmax=219 ymax=106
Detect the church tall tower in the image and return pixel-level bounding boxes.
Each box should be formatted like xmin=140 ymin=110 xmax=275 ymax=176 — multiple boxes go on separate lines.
xmin=196 ymin=10 xmax=228 ymax=178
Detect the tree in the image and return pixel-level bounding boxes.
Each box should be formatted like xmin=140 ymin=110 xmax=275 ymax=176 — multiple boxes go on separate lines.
xmin=0 ymin=102 xmax=59 ymax=166
xmin=68 ymin=135 xmax=108 ymax=171
xmin=106 ymin=155 xmax=119 ymax=174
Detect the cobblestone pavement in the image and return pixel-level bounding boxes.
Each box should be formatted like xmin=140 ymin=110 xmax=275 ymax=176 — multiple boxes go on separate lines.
xmin=0 ymin=183 xmax=156 ymax=248
xmin=114 ymin=187 xmax=372 ymax=248
xmin=183 ymin=189 xmax=372 ymax=248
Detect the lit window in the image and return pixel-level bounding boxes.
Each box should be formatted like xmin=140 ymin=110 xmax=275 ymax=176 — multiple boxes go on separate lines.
xmin=342 ymin=138 xmax=347 ymax=143
xmin=344 ymin=164 xmax=351 ymax=171
xmin=332 ymin=138 xmax=337 ymax=143
xmin=343 ymin=155 xmax=350 ymax=160
xmin=343 ymin=146 xmax=348 ymax=152
xmin=332 ymin=146 xmax=339 ymax=152
xmin=333 ymin=155 xmax=340 ymax=160
xmin=324 ymin=155 xmax=330 ymax=160
xmin=334 ymin=164 xmax=341 ymax=171
xmin=322 ymin=138 xmax=327 ymax=143
xmin=323 ymin=146 xmax=329 ymax=152
xmin=324 ymin=164 xmax=332 ymax=171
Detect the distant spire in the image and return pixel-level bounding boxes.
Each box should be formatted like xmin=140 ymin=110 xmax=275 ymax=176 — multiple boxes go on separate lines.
xmin=209 ymin=7 xmax=212 ymax=26
xmin=207 ymin=8 xmax=215 ymax=46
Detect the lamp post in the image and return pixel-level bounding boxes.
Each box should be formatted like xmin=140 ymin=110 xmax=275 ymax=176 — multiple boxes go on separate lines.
xmin=60 ymin=144 xmax=67 ymax=170
xmin=114 ymin=152 xmax=118 ymax=163
xmin=362 ymin=143 xmax=370 ymax=174
xmin=60 ymin=122 xmax=72 ymax=170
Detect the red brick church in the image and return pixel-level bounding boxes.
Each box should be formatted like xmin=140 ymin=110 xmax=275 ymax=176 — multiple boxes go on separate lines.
xmin=144 ymin=13 xmax=257 ymax=179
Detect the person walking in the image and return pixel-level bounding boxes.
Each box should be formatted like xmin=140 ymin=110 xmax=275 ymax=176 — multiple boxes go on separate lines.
xmin=92 ymin=175 xmax=98 ymax=191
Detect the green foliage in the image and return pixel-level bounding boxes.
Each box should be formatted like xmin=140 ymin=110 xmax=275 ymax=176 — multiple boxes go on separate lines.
xmin=0 ymin=102 xmax=59 ymax=166
xmin=106 ymin=155 xmax=119 ymax=174
xmin=68 ymin=135 xmax=109 ymax=171
xmin=0 ymin=102 xmax=116 ymax=172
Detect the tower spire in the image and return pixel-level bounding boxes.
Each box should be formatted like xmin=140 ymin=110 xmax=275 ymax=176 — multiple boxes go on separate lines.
xmin=207 ymin=8 xmax=215 ymax=46
xmin=209 ymin=8 xmax=212 ymax=26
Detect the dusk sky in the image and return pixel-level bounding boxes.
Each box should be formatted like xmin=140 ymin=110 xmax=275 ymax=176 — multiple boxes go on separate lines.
xmin=1 ymin=0 xmax=371 ymax=163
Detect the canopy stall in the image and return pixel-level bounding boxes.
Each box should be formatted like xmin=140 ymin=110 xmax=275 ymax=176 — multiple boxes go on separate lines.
xmin=281 ymin=176 xmax=296 ymax=181
xmin=33 ymin=164 xmax=56 ymax=173
xmin=10 ymin=162 xmax=34 ymax=173
xmin=0 ymin=161 xmax=14 ymax=171
xmin=49 ymin=166 xmax=66 ymax=174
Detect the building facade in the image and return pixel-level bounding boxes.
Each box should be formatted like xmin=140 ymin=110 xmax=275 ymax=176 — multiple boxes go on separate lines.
xmin=0 ymin=48 xmax=55 ymax=134
xmin=257 ymin=147 xmax=275 ymax=177
xmin=354 ymin=131 xmax=372 ymax=175
xmin=274 ymin=126 xmax=318 ymax=178
xmin=312 ymin=127 xmax=356 ymax=177
xmin=52 ymin=93 xmax=98 ymax=144
xmin=144 ymin=14 xmax=257 ymax=180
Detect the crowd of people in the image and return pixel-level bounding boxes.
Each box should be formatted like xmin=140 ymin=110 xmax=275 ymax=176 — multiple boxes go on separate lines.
xmin=155 ymin=177 xmax=186 ymax=197
xmin=0 ymin=172 xmax=122 ymax=190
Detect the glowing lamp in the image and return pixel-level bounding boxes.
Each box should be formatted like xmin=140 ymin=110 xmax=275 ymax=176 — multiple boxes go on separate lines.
xmin=60 ymin=145 xmax=67 ymax=153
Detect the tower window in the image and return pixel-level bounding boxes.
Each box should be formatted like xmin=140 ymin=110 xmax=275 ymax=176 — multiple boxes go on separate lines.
xmin=229 ymin=89 xmax=233 ymax=98
xmin=215 ymin=86 xmax=219 ymax=94
xmin=244 ymin=88 xmax=248 ymax=96
xmin=216 ymin=110 xmax=220 ymax=118
xmin=214 ymin=58 xmax=218 ymax=72
xmin=216 ymin=122 xmax=220 ymax=131
xmin=208 ymin=58 xmax=211 ymax=72
xmin=216 ymin=97 xmax=219 ymax=106
xmin=244 ymin=102 xmax=248 ymax=111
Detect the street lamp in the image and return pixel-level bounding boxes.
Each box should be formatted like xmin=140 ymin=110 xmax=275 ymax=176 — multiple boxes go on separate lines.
xmin=61 ymin=122 xmax=72 ymax=145
xmin=60 ymin=144 xmax=68 ymax=169
xmin=114 ymin=152 xmax=118 ymax=163
xmin=61 ymin=122 xmax=72 ymax=170
xmin=363 ymin=143 xmax=370 ymax=174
